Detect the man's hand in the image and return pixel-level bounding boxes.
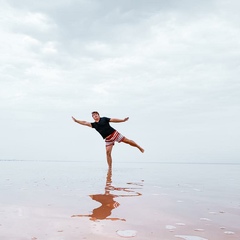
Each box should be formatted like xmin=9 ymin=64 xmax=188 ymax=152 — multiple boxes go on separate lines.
xmin=110 ymin=117 xmax=129 ymax=123
xmin=72 ymin=116 xmax=77 ymax=122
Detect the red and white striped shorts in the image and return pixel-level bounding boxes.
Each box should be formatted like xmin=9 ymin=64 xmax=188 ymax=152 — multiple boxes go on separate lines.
xmin=105 ymin=130 xmax=125 ymax=146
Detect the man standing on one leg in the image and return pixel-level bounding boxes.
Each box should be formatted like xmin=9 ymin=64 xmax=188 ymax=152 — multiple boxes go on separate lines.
xmin=72 ymin=111 xmax=144 ymax=168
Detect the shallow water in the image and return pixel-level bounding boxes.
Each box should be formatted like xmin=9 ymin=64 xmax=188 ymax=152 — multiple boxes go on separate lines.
xmin=0 ymin=160 xmax=240 ymax=239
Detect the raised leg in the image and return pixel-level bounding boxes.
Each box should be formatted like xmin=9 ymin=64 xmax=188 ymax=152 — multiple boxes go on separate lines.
xmin=122 ymin=137 xmax=144 ymax=153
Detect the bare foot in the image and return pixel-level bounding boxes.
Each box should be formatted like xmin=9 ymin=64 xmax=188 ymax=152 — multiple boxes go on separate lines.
xmin=139 ymin=147 xmax=144 ymax=153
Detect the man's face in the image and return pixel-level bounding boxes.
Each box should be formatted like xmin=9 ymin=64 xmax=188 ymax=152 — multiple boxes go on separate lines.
xmin=92 ymin=113 xmax=100 ymax=122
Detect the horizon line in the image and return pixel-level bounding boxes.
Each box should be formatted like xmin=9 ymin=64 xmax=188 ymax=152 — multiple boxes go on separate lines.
xmin=0 ymin=159 xmax=240 ymax=165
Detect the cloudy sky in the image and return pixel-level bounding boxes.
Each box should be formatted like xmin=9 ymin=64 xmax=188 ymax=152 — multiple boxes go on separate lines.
xmin=1 ymin=0 xmax=240 ymax=163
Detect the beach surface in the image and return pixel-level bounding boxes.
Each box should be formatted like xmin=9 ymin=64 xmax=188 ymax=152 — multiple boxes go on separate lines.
xmin=0 ymin=160 xmax=239 ymax=240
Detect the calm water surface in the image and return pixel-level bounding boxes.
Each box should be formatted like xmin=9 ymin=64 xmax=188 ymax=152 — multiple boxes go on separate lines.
xmin=0 ymin=160 xmax=239 ymax=239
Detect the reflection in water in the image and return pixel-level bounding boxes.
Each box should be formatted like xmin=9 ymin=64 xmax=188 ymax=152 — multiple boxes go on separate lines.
xmin=72 ymin=168 xmax=143 ymax=221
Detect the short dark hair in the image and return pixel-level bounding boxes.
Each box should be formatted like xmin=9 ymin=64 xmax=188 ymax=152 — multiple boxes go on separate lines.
xmin=91 ymin=111 xmax=99 ymax=115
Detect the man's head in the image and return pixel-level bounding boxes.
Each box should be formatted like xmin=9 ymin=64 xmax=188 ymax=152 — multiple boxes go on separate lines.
xmin=92 ymin=111 xmax=100 ymax=122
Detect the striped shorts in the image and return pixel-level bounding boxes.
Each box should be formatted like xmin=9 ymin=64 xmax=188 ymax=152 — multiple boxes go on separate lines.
xmin=105 ymin=130 xmax=125 ymax=146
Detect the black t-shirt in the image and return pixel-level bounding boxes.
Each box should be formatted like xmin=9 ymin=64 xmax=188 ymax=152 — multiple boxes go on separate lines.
xmin=91 ymin=117 xmax=115 ymax=139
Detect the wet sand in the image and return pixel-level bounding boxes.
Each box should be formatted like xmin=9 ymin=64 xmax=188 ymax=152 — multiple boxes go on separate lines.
xmin=0 ymin=160 xmax=240 ymax=240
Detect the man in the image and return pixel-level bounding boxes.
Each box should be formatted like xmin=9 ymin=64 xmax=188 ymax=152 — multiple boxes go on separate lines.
xmin=72 ymin=111 xmax=144 ymax=168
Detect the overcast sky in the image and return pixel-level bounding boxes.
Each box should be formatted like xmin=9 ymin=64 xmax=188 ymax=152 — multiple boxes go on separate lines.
xmin=1 ymin=0 xmax=240 ymax=163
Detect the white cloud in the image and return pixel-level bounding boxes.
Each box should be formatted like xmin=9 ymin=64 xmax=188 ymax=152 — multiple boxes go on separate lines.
xmin=0 ymin=0 xmax=240 ymax=162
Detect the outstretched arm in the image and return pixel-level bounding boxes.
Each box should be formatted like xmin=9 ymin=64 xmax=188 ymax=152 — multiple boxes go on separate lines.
xmin=110 ymin=117 xmax=129 ymax=123
xmin=72 ymin=116 xmax=92 ymax=127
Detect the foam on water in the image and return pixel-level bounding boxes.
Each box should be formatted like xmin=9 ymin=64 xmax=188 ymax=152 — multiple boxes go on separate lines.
xmin=176 ymin=223 xmax=186 ymax=226
xmin=194 ymin=229 xmax=204 ymax=232
xmin=165 ymin=225 xmax=176 ymax=230
xmin=224 ymin=231 xmax=235 ymax=235
xmin=200 ymin=218 xmax=211 ymax=221
xmin=175 ymin=235 xmax=208 ymax=240
xmin=116 ymin=230 xmax=137 ymax=238
xmin=193 ymin=188 xmax=201 ymax=192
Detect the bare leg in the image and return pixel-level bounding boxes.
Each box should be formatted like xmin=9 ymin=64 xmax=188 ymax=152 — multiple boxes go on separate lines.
xmin=106 ymin=145 xmax=114 ymax=168
xmin=122 ymin=137 xmax=144 ymax=153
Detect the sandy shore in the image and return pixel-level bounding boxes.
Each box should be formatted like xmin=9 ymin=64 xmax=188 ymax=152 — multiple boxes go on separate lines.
xmin=0 ymin=160 xmax=239 ymax=240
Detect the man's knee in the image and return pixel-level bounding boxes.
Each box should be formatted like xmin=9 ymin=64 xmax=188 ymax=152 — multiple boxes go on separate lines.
xmin=106 ymin=146 xmax=113 ymax=155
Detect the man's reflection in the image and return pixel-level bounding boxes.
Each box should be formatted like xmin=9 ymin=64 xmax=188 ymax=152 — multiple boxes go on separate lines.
xmin=72 ymin=168 xmax=143 ymax=221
